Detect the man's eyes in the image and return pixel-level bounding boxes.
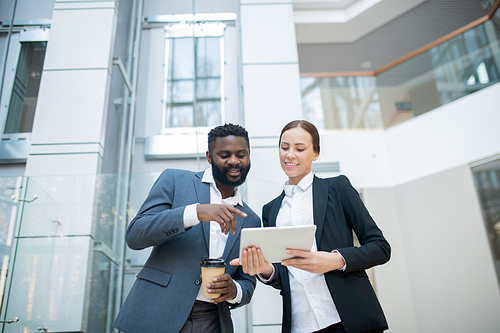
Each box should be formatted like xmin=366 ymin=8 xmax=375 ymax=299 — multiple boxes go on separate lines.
xmin=219 ymin=153 xmax=247 ymax=158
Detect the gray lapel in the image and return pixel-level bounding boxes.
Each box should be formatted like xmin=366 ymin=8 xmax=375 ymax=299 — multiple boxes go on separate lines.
xmin=193 ymin=171 xmax=211 ymax=249
xmin=222 ymin=206 xmax=246 ymax=261
xmin=313 ymin=176 xmax=328 ymax=245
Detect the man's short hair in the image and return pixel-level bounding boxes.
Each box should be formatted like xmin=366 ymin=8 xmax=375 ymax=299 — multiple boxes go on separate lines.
xmin=208 ymin=123 xmax=250 ymax=153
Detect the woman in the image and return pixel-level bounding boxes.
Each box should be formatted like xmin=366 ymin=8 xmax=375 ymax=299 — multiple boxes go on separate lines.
xmin=231 ymin=120 xmax=390 ymax=333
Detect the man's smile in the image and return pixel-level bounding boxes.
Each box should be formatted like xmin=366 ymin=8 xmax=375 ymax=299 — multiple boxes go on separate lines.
xmin=227 ymin=169 xmax=241 ymax=177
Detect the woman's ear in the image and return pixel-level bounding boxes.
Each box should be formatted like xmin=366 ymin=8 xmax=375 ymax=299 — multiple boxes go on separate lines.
xmin=313 ymin=152 xmax=319 ymax=162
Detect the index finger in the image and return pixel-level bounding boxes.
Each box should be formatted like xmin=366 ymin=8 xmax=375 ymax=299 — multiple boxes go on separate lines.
xmin=285 ymin=249 xmax=310 ymax=257
xmin=227 ymin=206 xmax=247 ymax=218
xmin=229 ymin=258 xmax=240 ymax=266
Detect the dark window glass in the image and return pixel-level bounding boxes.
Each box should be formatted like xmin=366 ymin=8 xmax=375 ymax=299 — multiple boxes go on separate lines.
xmin=4 ymin=42 xmax=46 ymax=134
xmin=472 ymin=159 xmax=500 ymax=288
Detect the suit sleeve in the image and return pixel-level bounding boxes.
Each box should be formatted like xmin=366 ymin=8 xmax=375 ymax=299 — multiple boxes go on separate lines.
xmin=229 ymin=211 xmax=261 ymax=308
xmin=229 ymin=266 xmax=255 ymax=308
xmin=126 ymin=169 xmax=188 ymax=250
xmin=334 ymin=175 xmax=391 ymax=273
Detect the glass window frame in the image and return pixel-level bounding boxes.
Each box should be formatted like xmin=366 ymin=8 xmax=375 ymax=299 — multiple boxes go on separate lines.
xmin=0 ymin=27 xmax=49 ymax=141
xmin=160 ymin=22 xmax=226 ymax=134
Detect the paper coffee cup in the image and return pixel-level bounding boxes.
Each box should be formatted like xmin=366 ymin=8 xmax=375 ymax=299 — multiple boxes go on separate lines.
xmin=201 ymin=258 xmax=226 ymax=298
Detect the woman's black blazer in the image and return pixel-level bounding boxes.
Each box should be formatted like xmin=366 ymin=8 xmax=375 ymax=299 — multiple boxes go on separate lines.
xmin=262 ymin=175 xmax=391 ymax=333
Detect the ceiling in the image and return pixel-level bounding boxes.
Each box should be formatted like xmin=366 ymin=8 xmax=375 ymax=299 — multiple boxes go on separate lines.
xmin=294 ymin=0 xmax=496 ymax=73
xmin=293 ymin=0 xmax=426 ymax=43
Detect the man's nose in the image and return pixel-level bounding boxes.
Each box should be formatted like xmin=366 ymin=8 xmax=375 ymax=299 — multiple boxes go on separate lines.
xmin=228 ymin=154 xmax=239 ymax=165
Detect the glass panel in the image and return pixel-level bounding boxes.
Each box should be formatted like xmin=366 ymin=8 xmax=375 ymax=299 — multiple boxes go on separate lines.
xmin=197 ymin=101 xmax=221 ymax=127
xmin=0 ymin=177 xmax=24 ymax=315
xmin=301 ymin=15 xmax=500 ymax=130
xmin=197 ymin=37 xmax=220 ymax=77
xmin=172 ymin=80 xmax=194 ymax=103
xmin=91 ymin=174 xmax=127 ymax=333
xmin=196 ymin=78 xmax=221 ymax=99
xmin=0 ymin=174 xmax=125 ymax=332
xmin=168 ymin=105 xmax=194 ymax=128
xmin=3 ymin=178 xmax=58 ymax=332
xmin=93 ymin=174 xmax=122 ymax=248
xmin=172 ymin=38 xmax=194 ymax=80
xmin=4 ymin=42 xmax=46 ymax=134
xmin=46 ymin=236 xmax=92 ymax=332
xmin=86 ymin=253 xmax=118 ymax=333
xmin=301 ymin=76 xmax=383 ymax=130
xmin=472 ymin=158 xmax=500 ymax=289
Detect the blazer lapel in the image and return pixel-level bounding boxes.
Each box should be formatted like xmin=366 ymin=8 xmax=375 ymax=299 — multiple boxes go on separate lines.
xmin=193 ymin=171 xmax=211 ymax=249
xmin=313 ymin=176 xmax=328 ymax=245
xmin=268 ymin=192 xmax=285 ymax=227
xmin=222 ymin=206 xmax=246 ymax=260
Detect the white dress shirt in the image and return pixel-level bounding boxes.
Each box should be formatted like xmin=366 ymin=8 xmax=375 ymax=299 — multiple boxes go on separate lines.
xmin=183 ymin=167 xmax=243 ymax=304
xmin=276 ymin=172 xmax=341 ymax=333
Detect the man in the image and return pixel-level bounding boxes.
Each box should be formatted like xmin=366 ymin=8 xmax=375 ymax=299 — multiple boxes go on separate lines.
xmin=113 ymin=124 xmax=261 ymax=333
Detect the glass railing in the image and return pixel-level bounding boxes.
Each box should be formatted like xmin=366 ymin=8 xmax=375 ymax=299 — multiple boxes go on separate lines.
xmin=0 ymin=174 xmax=133 ymax=333
xmin=301 ymin=8 xmax=500 ymax=130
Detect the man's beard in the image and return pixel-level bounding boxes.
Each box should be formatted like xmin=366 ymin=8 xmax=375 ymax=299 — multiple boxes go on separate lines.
xmin=211 ymin=158 xmax=251 ymax=187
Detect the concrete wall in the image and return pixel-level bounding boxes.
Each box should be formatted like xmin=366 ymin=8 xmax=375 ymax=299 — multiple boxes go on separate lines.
xmin=364 ymin=165 xmax=500 ymax=332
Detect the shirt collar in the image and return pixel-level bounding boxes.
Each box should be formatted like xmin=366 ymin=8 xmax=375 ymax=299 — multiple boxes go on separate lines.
xmin=283 ymin=172 xmax=314 ymax=196
xmin=202 ymin=167 xmax=243 ymax=206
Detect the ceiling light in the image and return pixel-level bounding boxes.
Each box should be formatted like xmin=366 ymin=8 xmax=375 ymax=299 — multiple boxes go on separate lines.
xmin=360 ymin=61 xmax=372 ymax=69
xmin=480 ymin=0 xmax=494 ymax=9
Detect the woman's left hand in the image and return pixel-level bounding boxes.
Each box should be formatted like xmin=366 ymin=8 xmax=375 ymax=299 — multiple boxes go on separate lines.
xmin=281 ymin=249 xmax=346 ymax=274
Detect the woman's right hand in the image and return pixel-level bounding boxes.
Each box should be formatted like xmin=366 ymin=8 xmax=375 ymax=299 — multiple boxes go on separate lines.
xmin=230 ymin=247 xmax=274 ymax=278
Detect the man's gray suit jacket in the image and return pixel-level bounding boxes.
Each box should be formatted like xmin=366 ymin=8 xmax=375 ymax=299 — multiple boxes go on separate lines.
xmin=113 ymin=169 xmax=261 ymax=333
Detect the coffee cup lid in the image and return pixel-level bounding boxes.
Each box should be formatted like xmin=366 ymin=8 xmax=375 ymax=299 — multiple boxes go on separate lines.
xmin=201 ymin=257 xmax=226 ymax=268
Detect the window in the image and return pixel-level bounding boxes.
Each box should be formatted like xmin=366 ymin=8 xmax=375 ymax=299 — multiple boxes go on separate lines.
xmin=162 ymin=23 xmax=225 ymax=131
xmin=472 ymin=158 xmax=500 ymax=288
xmin=4 ymin=42 xmax=46 ymax=134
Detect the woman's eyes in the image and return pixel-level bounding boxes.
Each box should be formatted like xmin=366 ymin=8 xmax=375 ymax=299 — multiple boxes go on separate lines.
xmin=281 ymin=147 xmax=305 ymax=152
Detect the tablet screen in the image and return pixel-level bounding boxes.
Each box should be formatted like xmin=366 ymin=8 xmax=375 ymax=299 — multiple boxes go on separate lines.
xmin=239 ymin=225 xmax=317 ymax=263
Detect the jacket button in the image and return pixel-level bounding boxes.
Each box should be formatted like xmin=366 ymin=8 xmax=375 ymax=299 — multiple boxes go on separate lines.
xmin=194 ymin=279 xmax=201 ymax=286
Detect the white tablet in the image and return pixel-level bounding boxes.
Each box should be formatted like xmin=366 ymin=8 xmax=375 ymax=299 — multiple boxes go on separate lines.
xmin=239 ymin=225 xmax=317 ymax=263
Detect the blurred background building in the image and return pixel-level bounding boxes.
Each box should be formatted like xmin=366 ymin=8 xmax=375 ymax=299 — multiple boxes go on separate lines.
xmin=0 ymin=0 xmax=499 ymax=332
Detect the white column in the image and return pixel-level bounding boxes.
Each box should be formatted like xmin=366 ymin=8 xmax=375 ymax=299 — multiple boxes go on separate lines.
xmin=240 ymin=1 xmax=302 ymax=331
xmin=26 ymin=0 xmax=117 ymax=177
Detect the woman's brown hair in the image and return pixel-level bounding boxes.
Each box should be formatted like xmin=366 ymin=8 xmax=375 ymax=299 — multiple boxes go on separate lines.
xmin=279 ymin=120 xmax=320 ymax=154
